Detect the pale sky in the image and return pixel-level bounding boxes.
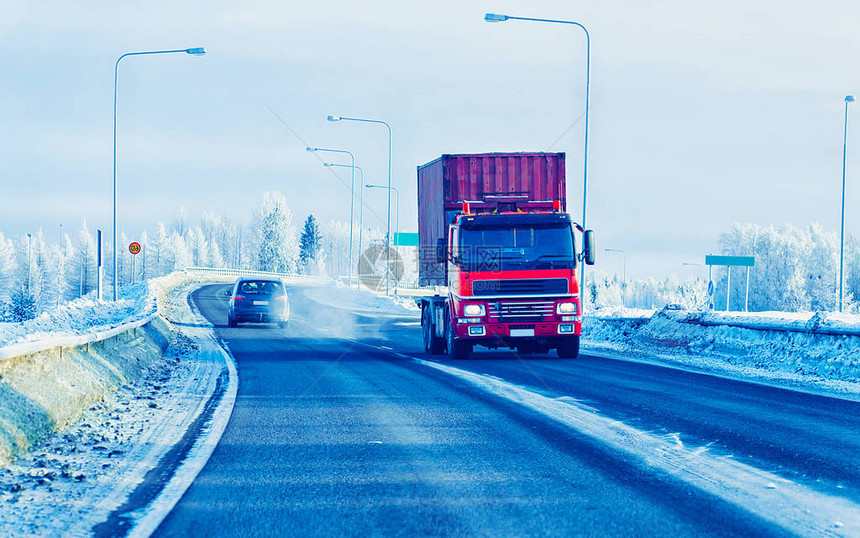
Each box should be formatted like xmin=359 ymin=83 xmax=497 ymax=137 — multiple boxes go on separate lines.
xmin=2 ymin=0 xmax=859 ymax=278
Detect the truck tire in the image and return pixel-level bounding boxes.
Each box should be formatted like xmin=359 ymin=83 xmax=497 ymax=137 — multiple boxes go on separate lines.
xmin=446 ymin=317 xmax=472 ymax=359
xmin=556 ymin=336 xmax=580 ymax=359
xmin=423 ymin=307 xmax=445 ymax=355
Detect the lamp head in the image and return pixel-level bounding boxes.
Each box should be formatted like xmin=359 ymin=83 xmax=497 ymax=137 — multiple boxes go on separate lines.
xmin=323 ymin=163 xmax=332 ymax=167
xmin=327 ymin=115 xmax=342 ymax=121
xmin=484 ymin=13 xmax=509 ymax=22
xmin=306 ymin=147 xmax=316 ymax=152
xmin=847 ymin=95 xmax=856 ymax=103
xmin=186 ymin=47 xmax=206 ymax=55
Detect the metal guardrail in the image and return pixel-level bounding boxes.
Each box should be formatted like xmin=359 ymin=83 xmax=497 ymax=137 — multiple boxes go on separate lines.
xmin=184 ymin=267 xmax=332 ymax=286
xmin=335 ymin=275 xmax=422 ymax=290
xmin=589 ymin=309 xmax=860 ymax=337
xmin=0 ymin=312 xmax=159 ymax=362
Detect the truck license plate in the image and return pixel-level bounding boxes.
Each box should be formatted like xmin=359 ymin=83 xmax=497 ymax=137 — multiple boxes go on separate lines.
xmin=510 ymin=328 xmax=534 ymax=337
xmin=253 ymin=300 xmax=269 ymax=306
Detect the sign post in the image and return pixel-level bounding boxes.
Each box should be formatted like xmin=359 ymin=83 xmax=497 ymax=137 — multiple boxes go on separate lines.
xmin=129 ymin=242 xmax=141 ymax=286
xmin=705 ymin=255 xmax=755 ymax=312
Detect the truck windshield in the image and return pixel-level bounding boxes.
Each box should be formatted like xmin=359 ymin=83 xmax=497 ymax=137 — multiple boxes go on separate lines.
xmin=458 ymin=225 xmax=576 ymax=272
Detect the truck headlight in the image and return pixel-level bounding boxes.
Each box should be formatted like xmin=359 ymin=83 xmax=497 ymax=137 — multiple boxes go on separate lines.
xmin=463 ymin=304 xmax=485 ymax=317
xmin=556 ymin=302 xmax=577 ymax=315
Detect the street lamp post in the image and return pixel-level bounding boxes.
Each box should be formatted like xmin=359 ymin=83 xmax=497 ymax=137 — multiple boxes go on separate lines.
xmin=682 ymin=262 xmax=703 ymax=278
xmin=604 ymin=248 xmax=625 ymax=306
xmin=485 ymin=12 xmax=592 ymax=297
xmin=327 ymin=115 xmax=393 ymax=295
xmin=366 ymin=184 xmax=400 ymax=247
xmin=113 ymin=46 xmax=205 ymax=301
xmin=307 ymin=147 xmax=356 ymax=285
xmin=840 ymin=95 xmax=855 ymax=313
xmin=604 ymin=249 xmax=625 ymax=284
xmin=325 ymin=163 xmax=366 ymax=263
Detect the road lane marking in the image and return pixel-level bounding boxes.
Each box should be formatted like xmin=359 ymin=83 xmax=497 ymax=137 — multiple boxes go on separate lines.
xmin=259 ymin=315 xmax=859 ymax=535
xmin=125 ymin=287 xmax=239 ymax=538
xmin=416 ymin=358 xmax=860 ymax=538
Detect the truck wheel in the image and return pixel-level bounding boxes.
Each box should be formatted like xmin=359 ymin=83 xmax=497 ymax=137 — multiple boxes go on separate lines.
xmin=423 ymin=307 xmax=445 ymax=355
xmin=556 ymin=336 xmax=580 ymax=359
xmin=446 ymin=318 xmax=471 ymax=359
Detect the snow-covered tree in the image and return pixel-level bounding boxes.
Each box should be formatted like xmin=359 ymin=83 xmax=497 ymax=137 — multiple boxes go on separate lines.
xmin=7 ymin=287 xmax=36 ymax=322
xmin=13 ymin=232 xmax=45 ymax=310
xmin=299 ymin=214 xmax=322 ymax=274
xmin=253 ymin=191 xmax=297 ymax=273
xmin=173 ymin=206 xmax=189 ymax=237
xmin=67 ymin=221 xmax=98 ymax=298
xmin=138 ymin=229 xmax=151 ymax=281
xmin=0 ymin=231 xmax=16 ymax=301
xmin=162 ymin=231 xmax=193 ymax=273
xmin=153 ymin=222 xmax=169 ymax=276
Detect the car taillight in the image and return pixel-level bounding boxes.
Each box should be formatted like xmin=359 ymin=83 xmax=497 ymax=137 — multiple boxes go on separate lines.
xmin=233 ymin=296 xmax=245 ymax=301
xmin=275 ymin=297 xmax=286 ymax=302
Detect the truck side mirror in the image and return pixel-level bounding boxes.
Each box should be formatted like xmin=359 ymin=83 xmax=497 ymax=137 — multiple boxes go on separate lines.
xmin=435 ymin=238 xmax=446 ymax=264
xmin=583 ymin=230 xmax=596 ymax=266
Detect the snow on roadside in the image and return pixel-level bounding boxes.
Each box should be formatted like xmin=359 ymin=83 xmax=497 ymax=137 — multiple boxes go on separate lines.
xmin=0 ymin=278 xmax=229 ymax=536
xmin=583 ymin=306 xmax=860 ymax=396
xmin=308 ymin=283 xmax=420 ymax=317
xmin=0 ymin=272 xmax=230 ymax=351
xmin=0 ymin=284 xmax=152 ymax=349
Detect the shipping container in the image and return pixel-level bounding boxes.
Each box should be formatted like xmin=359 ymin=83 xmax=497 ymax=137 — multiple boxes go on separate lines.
xmin=417 ymin=153 xmax=567 ymax=286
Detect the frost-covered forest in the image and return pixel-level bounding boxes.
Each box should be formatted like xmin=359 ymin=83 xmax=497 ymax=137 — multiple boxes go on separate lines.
xmin=0 ymin=191 xmax=386 ymax=321
xmin=4 ymin=201 xmax=860 ymax=321
xmin=587 ymin=223 xmax=860 ymax=313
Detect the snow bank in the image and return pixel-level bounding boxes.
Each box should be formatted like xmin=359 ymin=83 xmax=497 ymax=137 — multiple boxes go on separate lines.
xmin=0 ymin=318 xmax=171 ymax=466
xmin=583 ymin=307 xmax=860 ymax=395
xmin=0 ymin=272 xmax=206 ymax=467
xmin=0 ymin=278 xmax=236 ymax=536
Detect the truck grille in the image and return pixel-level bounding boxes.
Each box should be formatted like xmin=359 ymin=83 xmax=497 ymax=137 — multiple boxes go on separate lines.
xmin=487 ymin=300 xmax=555 ymax=323
xmin=472 ymin=278 xmax=568 ymax=297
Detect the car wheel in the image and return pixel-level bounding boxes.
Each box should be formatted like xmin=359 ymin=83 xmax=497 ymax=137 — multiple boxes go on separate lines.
xmin=228 ymin=314 xmax=237 ymax=328
xmin=278 ymin=321 xmax=289 ymax=330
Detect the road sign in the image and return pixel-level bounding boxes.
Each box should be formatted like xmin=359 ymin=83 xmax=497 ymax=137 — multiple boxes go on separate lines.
xmin=705 ymin=254 xmax=754 ymax=312
xmin=393 ymin=232 xmax=419 ymax=247
xmin=705 ymin=255 xmax=754 ymax=267
xmin=129 ymin=242 xmax=141 ymax=255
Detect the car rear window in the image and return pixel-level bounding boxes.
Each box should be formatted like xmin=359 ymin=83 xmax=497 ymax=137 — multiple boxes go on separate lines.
xmin=238 ymin=280 xmax=284 ymax=296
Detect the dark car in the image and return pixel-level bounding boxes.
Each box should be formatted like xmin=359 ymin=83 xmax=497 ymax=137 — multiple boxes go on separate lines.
xmin=227 ymin=278 xmax=290 ymax=328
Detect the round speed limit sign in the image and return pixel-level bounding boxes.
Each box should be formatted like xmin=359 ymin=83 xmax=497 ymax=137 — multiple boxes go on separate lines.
xmin=129 ymin=242 xmax=141 ymax=255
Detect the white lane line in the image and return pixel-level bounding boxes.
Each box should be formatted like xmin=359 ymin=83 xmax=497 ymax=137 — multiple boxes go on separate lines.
xmin=297 ymin=330 xmax=860 ymax=535
xmin=415 ymin=358 xmax=860 ymax=537
xmin=127 ymin=291 xmax=239 ymax=538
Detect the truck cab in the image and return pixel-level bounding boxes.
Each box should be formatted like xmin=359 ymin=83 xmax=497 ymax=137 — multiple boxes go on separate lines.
xmin=422 ymin=198 xmax=594 ymax=359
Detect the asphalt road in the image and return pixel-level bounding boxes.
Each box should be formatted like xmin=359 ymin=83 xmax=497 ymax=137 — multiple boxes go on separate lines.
xmin=153 ymin=284 xmax=860 ymax=537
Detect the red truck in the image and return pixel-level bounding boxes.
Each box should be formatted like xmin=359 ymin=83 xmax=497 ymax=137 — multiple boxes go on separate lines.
xmin=418 ymin=152 xmax=595 ymax=359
